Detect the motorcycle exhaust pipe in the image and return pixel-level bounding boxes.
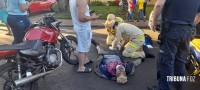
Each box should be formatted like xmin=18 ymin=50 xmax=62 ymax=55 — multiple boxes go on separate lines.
xmin=14 ymin=70 xmax=54 ymax=87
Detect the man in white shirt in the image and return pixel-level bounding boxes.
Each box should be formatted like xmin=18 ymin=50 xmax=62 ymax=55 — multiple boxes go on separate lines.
xmin=69 ymin=0 xmax=99 ymax=73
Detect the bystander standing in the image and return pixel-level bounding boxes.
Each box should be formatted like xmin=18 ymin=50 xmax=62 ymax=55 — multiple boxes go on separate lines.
xmin=137 ymin=0 xmax=145 ymax=22
xmin=126 ymin=0 xmax=135 ymax=21
xmin=149 ymin=0 xmax=200 ymax=90
xmin=69 ymin=0 xmax=99 ymax=73
xmin=6 ymin=0 xmax=32 ymax=44
xmin=143 ymin=0 xmax=147 ymax=19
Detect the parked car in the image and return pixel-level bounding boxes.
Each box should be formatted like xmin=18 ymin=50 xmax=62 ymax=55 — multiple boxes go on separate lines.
xmin=28 ymin=0 xmax=57 ymax=13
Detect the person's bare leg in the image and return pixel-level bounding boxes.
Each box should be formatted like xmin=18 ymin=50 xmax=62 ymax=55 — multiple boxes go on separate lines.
xmin=77 ymin=52 xmax=91 ymax=71
xmin=85 ymin=53 xmax=90 ymax=63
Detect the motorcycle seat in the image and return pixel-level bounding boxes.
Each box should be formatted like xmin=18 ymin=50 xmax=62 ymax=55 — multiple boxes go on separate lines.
xmin=0 ymin=40 xmax=37 ymax=51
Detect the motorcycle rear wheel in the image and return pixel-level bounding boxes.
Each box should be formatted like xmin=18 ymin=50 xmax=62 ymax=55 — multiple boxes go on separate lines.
xmin=0 ymin=62 xmax=38 ymax=90
xmin=60 ymin=35 xmax=79 ymax=65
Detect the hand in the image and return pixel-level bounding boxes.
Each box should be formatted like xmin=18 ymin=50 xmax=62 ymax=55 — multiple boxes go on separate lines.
xmin=149 ymin=20 xmax=157 ymax=32
xmin=109 ymin=46 xmax=114 ymax=50
xmin=117 ymin=44 xmax=121 ymax=50
xmin=91 ymin=14 xmax=99 ymax=20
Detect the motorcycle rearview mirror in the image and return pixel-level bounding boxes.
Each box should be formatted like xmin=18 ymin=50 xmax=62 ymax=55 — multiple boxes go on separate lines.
xmin=51 ymin=21 xmax=62 ymax=31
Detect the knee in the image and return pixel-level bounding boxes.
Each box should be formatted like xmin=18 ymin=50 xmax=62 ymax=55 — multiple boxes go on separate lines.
xmin=122 ymin=51 xmax=130 ymax=57
xmin=130 ymin=51 xmax=145 ymax=59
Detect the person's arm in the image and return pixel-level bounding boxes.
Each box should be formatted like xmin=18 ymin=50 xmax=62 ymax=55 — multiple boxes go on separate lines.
xmin=151 ymin=0 xmax=166 ymax=31
xmin=19 ymin=0 xmax=32 ymax=12
xmin=77 ymin=0 xmax=98 ymax=22
xmin=112 ymin=28 xmax=122 ymax=49
xmin=194 ymin=13 xmax=200 ymax=24
xmin=194 ymin=6 xmax=200 ymax=24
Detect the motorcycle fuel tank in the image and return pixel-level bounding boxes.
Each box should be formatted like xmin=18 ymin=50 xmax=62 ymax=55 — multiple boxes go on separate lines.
xmin=24 ymin=27 xmax=60 ymax=43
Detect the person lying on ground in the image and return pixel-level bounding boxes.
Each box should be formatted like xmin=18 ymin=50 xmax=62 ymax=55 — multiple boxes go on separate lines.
xmin=94 ymin=53 xmax=135 ymax=84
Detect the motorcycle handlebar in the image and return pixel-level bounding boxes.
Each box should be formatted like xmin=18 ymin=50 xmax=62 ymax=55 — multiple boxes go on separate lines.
xmin=51 ymin=21 xmax=62 ymax=31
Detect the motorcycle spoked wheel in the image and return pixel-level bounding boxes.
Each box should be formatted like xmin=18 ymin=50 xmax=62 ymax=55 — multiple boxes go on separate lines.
xmin=0 ymin=62 xmax=38 ymax=90
xmin=60 ymin=35 xmax=79 ymax=65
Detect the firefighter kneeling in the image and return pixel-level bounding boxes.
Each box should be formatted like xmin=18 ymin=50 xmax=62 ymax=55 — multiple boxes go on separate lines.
xmin=104 ymin=14 xmax=124 ymax=46
xmin=106 ymin=20 xmax=145 ymax=59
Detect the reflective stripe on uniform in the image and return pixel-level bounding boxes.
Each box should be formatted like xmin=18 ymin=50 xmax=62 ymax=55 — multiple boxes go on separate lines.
xmin=131 ymin=52 xmax=137 ymax=58
xmin=125 ymin=41 xmax=137 ymax=49
xmin=136 ymin=34 xmax=145 ymax=41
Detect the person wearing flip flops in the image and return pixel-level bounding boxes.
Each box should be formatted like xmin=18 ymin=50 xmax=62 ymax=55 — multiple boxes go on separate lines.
xmin=69 ymin=0 xmax=99 ymax=73
xmin=0 ymin=0 xmax=12 ymax=35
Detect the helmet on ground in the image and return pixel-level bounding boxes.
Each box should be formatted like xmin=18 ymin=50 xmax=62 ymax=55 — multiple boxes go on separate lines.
xmin=115 ymin=65 xmax=127 ymax=84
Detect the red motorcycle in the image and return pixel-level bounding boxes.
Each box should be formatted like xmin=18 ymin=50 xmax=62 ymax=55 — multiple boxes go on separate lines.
xmin=0 ymin=15 xmax=78 ymax=90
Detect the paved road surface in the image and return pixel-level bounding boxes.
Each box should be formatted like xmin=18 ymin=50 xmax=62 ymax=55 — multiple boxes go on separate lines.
xmin=0 ymin=12 xmax=200 ymax=90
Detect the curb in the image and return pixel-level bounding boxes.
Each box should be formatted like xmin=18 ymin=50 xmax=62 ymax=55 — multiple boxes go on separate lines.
xmin=60 ymin=25 xmax=149 ymax=29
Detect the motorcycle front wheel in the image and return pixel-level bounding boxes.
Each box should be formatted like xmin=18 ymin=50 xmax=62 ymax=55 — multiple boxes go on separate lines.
xmin=0 ymin=62 xmax=38 ymax=90
xmin=60 ymin=35 xmax=79 ymax=65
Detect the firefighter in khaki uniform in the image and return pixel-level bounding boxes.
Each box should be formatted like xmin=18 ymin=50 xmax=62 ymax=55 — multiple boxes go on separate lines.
xmin=104 ymin=14 xmax=124 ymax=45
xmin=108 ymin=20 xmax=145 ymax=59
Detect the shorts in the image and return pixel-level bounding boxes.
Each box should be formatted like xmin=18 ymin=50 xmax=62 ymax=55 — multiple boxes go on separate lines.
xmin=0 ymin=9 xmax=8 ymax=24
xmin=75 ymin=30 xmax=92 ymax=52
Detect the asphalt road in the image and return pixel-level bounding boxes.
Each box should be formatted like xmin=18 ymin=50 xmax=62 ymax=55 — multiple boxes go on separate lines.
xmin=0 ymin=12 xmax=200 ymax=90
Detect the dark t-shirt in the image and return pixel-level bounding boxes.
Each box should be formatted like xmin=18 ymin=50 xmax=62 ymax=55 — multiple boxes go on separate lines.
xmin=163 ymin=0 xmax=200 ymax=23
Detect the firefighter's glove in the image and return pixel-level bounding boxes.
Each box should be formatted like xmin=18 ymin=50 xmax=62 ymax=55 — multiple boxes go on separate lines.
xmin=109 ymin=46 xmax=115 ymax=50
xmin=117 ymin=44 xmax=121 ymax=50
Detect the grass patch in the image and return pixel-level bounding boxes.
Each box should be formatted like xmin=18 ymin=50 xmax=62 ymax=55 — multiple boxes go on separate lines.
xmin=53 ymin=5 xmax=154 ymax=20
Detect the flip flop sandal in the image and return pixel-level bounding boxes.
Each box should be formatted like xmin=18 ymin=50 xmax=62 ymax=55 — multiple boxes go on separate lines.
xmin=77 ymin=67 xmax=92 ymax=73
xmin=84 ymin=60 xmax=94 ymax=65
